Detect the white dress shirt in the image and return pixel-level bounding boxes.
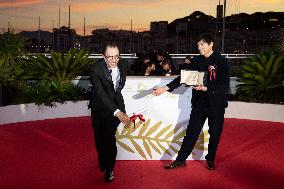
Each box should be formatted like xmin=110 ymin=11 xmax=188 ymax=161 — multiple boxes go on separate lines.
xmin=109 ymin=67 xmax=120 ymax=91
xmin=109 ymin=67 xmax=121 ymax=116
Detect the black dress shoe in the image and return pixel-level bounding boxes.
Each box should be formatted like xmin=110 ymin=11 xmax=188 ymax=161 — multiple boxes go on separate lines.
xmin=104 ymin=171 xmax=114 ymax=182
xmin=206 ymin=160 xmax=215 ymax=170
xmin=164 ymin=161 xmax=186 ymax=169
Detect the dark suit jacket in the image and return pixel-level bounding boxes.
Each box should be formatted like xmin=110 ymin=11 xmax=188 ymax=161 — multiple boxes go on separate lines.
xmin=89 ymin=59 xmax=127 ymax=114
xmin=167 ymin=52 xmax=229 ymax=109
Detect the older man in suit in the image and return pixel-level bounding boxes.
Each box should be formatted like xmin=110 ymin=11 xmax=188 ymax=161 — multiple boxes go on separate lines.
xmin=89 ymin=43 xmax=130 ymax=182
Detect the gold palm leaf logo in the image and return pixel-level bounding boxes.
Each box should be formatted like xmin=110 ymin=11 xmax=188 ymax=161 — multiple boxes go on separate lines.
xmin=192 ymin=130 xmax=209 ymax=159
xmin=116 ymin=119 xmax=209 ymax=160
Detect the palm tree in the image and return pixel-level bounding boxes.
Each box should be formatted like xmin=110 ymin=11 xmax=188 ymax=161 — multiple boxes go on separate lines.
xmin=25 ymin=49 xmax=91 ymax=83
xmin=0 ymin=32 xmax=26 ymax=66
xmin=236 ymin=50 xmax=284 ymax=103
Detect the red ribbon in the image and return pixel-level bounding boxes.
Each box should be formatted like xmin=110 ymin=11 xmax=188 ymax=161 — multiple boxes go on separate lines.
xmin=130 ymin=114 xmax=145 ymax=128
xmin=208 ymin=65 xmax=217 ymax=80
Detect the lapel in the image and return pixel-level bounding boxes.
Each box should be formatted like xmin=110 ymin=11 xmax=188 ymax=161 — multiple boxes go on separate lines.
xmin=117 ymin=61 xmax=125 ymax=91
xmin=100 ymin=59 xmax=113 ymax=83
xmin=99 ymin=59 xmax=125 ymax=92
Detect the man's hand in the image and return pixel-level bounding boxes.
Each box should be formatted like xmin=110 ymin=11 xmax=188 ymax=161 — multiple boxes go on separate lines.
xmin=152 ymin=86 xmax=169 ymax=96
xmin=115 ymin=111 xmax=130 ymax=126
xmin=193 ymin=85 xmax=207 ymax=91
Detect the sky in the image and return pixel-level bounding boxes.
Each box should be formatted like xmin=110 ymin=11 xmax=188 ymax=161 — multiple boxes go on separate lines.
xmin=0 ymin=0 xmax=283 ymax=35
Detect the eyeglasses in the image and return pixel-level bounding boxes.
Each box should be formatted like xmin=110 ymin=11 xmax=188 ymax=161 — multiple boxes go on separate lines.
xmin=105 ymin=55 xmax=120 ymax=60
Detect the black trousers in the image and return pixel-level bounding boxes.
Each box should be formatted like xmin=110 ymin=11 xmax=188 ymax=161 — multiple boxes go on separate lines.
xmin=176 ymin=100 xmax=225 ymax=162
xmin=91 ymin=111 xmax=120 ymax=171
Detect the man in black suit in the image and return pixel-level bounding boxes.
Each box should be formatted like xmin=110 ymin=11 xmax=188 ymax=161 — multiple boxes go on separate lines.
xmin=152 ymin=33 xmax=229 ymax=170
xmin=89 ymin=43 xmax=130 ymax=182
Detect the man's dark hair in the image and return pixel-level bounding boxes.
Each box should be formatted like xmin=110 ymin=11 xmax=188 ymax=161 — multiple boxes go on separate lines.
xmin=162 ymin=58 xmax=171 ymax=66
xmin=157 ymin=50 xmax=165 ymax=57
xmin=198 ymin=33 xmax=214 ymax=44
xmin=102 ymin=43 xmax=118 ymax=55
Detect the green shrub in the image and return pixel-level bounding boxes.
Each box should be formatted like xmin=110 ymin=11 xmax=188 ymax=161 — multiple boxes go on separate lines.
xmin=0 ymin=33 xmax=92 ymax=106
xmin=0 ymin=32 xmax=27 ymax=86
xmin=236 ymin=49 xmax=284 ymax=104
xmin=24 ymin=49 xmax=91 ymax=83
xmin=0 ymin=32 xmax=28 ymax=105
xmin=0 ymin=32 xmax=26 ymax=65
xmin=14 ymin=80 xmax=89 ymax=107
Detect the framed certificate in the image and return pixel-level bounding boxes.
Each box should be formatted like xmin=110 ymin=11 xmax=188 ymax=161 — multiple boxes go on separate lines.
xmin=180 ymin=70 xmax=205 ymax=86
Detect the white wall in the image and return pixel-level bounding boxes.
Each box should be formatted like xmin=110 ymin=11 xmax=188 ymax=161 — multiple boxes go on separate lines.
xmin=0 ymin=101 xmax=90 ymax=125
xmin=1 ymin=101 xmax=283 ymax=125
xmin=226 ymin=101 xmax=284 ymax=123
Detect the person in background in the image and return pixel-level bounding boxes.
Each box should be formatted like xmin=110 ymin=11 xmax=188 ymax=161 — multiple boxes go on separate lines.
xmin=152 ymin=33 xmax=229 ymax=171
xmin=140 ymin=56 xmax=152 ymax=76
xmin=130 ymin=55 xmax=151 ymax=76
xmin=89 ymin=43 xmax=130 ymax=183
xmin=144 ymin=62 xmax=156 ymax=76
xmin=161 ymin=59 xmax=177 ymax=76
xmin=154 ymin=51 xmax=174 ymax=75
xmin=154 ymin=51 xmax=166 ymax=75
xmin=178 ymin=55 xmax=192 ymax=72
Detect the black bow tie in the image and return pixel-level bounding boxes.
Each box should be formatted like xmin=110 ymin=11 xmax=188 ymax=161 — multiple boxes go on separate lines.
xmin=108 ymin=69 xmax=112 ymax=74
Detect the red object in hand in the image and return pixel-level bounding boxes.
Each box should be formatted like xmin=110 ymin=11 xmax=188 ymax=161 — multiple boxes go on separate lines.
xmin=129 ymin=114 xmax=145 ymax=128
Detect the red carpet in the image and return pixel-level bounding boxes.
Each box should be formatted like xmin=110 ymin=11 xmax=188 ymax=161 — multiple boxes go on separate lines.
xmin=0 ymin=117 xmax=283 ymax=189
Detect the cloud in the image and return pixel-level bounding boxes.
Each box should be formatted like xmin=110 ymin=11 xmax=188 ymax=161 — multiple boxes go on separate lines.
xmin=260 ymin=0 xmax=284 ymax=2
xmin=0 ymin=0 xmax=47 ymax=8
xmin=248 ymin=0 xmax=284 ymax=3
xmin=0 ymin=13 xmax=36 ymax=20
xmin=70 ymin=2 xmax=114 ymax=12
xmin=69 ymin=0 xmax=163 ymax=12
xmin=240 ymin=0 xmax=284 ymax=13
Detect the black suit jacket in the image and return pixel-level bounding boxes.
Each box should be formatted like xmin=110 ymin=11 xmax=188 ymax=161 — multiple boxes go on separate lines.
xmin=89 ymin=59 xmax=127 ymax=114
xmin=167 ymin=52 xmax=229 ymax=109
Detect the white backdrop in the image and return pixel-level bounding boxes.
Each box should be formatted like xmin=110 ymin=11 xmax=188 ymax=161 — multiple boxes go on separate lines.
xmin=117 ymin=77 xmax=209 ymax=160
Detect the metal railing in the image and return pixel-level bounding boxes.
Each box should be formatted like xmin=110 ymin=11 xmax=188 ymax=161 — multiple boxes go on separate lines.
xmin=169 ymin=54 xmax=254 ymax=59
xmin=38 ymin=53 xmax=254 ymax=59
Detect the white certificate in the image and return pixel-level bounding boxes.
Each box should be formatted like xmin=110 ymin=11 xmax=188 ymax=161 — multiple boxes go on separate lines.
xmin=180 ymin=70 xmax=205 ymax=86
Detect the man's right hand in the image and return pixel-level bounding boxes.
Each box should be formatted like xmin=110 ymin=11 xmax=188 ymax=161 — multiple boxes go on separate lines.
xmin=152 ymin=86 xmax=169 ymax=96
xmin=115 ymin=111 xmax=131 ymax=126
